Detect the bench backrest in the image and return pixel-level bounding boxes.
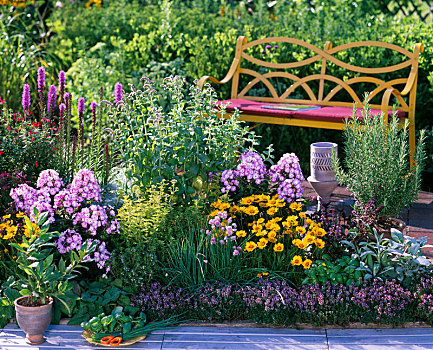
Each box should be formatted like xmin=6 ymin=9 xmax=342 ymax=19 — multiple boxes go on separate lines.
xmin=229 ymin=36 xmax=423 ymax=114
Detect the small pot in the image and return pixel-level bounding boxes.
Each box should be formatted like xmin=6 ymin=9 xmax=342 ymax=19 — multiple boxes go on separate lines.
xmin=14 ymin=296 xmax=53 ymax=345
xmin=374 ymin=217 xmax=407 ymax=240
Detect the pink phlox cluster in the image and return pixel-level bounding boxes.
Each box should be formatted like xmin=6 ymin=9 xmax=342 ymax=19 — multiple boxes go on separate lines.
xmin=220 ymin=150 xmax=267 ymax=193
xmin=57 ymin=229 xmax=82 ymax=254
xmin=54 ymin=189 xmax=82 ymax=215
xmin=70 ymin=169 xmax=101 ymax=202
xmin=73 ymin=204 xmax=119 ymax=236
xmin=84 ymin=238 xmax=111 ymax=271
xmin=269 ymin=153 xmax=305 ymax=203
xmin=36 ymin=170 xmax=64 ymax=203
xmin=30 ymin=201 xmax=55 ymax=224
xmin=10 ymin=184 xmax=38 ymax=213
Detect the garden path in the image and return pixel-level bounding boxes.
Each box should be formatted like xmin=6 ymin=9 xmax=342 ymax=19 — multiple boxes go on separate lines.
xmin=2 ymin=324 xmax=433 ymax=349
xmin=303 ymin=182 xmax=433 ymax=257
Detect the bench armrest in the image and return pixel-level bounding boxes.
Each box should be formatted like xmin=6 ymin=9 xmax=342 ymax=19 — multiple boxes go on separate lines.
xmin=198 ymin=58 xmax=240 ymax=90
xmin=381 ymin=87 xmax=403 ymax=120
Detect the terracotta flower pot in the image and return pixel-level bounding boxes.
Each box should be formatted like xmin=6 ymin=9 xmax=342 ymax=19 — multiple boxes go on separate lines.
xmin=374 ymin=217 xmax=407 ymax=240
xmin=14 ymin=296 xmax=53 ymax=345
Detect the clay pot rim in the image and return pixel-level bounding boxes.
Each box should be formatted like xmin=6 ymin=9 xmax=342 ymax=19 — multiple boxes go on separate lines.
xmin=14 ymin=295 xmax=53 ymax=310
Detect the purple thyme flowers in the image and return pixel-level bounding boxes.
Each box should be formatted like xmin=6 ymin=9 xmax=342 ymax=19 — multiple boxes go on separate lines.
xmin=132 ymin=278 xmax=423 ymax=326
xmin=22 ymin=84 xmax=31 ymax=112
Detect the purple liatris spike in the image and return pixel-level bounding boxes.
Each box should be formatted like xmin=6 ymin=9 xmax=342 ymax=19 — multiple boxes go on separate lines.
xmin=58 ymin=70 xmax=66 ymax=98
xmin=22 ymin=84 xmax=31 ymax=112
xmin=47 ymin=85 xmax=57 ymax=115
xmin=91 ymin=101 xmax=97 ymax=130
xmin=78 ymin=97 xmax=85 ymax=116
xmin=114 ymin=83 xmax=122 ymax=103
xmin=63 ymin=92 xmax=70 ymax=103
xmin=59 ymin=103 xmax=66 ymax=117
xmin=37 ymin=67 xmax=45 ymax=94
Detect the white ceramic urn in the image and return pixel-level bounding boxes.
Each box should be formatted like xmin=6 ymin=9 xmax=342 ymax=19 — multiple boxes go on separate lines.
xmin=307 ymin=142 xmax=338 ymax=210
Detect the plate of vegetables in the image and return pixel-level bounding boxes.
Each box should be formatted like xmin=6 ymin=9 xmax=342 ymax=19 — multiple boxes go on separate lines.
xmin=81 ymin=306 xmax=176 ymax=347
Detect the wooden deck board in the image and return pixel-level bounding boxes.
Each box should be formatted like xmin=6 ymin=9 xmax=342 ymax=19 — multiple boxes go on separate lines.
xmin=3 ymin=324 xmax=433 ymax=349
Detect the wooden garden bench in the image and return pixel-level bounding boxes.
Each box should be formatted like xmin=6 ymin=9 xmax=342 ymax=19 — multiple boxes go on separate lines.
xmin=198 ymin=36 xmax=423 ymax=160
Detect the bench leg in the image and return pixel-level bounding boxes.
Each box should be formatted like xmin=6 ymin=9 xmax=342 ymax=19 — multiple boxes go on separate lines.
xmin=409 ymin=120 xmax=415 ymax=169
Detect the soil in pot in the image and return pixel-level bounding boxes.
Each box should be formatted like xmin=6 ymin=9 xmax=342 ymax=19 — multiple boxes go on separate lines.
xmin=14 ymin=296 xmax=53 ymax=345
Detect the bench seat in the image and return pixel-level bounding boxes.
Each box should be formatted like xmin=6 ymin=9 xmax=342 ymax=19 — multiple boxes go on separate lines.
xmin=200 ymin=36 xmax=423 ymax=160
xmin=218 ymin=99 xmax=406 ymax=124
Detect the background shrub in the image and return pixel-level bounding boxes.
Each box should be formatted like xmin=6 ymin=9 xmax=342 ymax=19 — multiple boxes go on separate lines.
xmin=40 ymin=0 xmax=433 ymax=188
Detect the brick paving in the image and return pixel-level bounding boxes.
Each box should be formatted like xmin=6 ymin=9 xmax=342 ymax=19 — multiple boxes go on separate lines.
xmin=303 ymin=182 xmax=433 ymax=257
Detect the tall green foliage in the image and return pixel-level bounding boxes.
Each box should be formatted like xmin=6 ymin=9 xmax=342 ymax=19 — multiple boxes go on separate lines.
xmin=332 ymin=101 xmax=426 ymax=218
xmin=112 ymin=76 xmax=257 ymax=201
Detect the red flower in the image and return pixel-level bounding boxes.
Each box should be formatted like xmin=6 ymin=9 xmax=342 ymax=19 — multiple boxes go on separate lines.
xmin=0 ymin=150 xmax=3 ymax=156
xmin=35 ymin=161 xmax=38 ymax=167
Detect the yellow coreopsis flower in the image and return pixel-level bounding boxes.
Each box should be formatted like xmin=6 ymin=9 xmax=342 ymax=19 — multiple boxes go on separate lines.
xmin=304 ymin=234 xmax=315 ymax=244
xmin=257 ymin=238 xmax=268 ymax=249
xmin=299 ymin=212 xmax=307 ymax=219
xmin=289 ymin=202 xmax=303 ymax=211
xmin=273 ymin=243 xmax=284 ymax=252
xmin=296 ymin=226 xmax=306 ymax=235
xmin=244 ymin=206 xmax=259 ymax=216
xmin=267 ymin=207 xmax=277 ymax=216
xmin=240 ymin=197 xmax=254 ymax=206
xmin=236 ymin=230 xmax=247 ymax=238
xmin=252 ymin=224 xmax=263 ymax=233
xmin=229 ymin=205 xmax=240 ymax=213
xmin=267 ymin=230 xmax=277 ymax=242
xmin=291 ymin=255 xmax=303 ymax=265
xmin=315 ymin=228 xmax=327 ymax=237
xmin=275 ymin=199 xmax=286 ymax=208
xmin=245 ymin=241 xmax=257 ymax=252
xmin=315 ymin=238 xmax=325 ymax=249
xmin=297 ymin=241 xmax=307 ymax=250
xmin=257 ymin=272 xmax=269 ymax=278
xmin=303 ymin=259 xmax=313 ymax=269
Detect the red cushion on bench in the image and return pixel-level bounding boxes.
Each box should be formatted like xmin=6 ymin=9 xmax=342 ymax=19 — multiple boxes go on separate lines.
xmin=218 ymin=99 xmax=406 ymax=123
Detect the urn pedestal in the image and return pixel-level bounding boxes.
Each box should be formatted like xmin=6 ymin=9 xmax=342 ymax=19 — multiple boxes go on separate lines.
xmin=307 ymin=142 xmax=338 ymax=211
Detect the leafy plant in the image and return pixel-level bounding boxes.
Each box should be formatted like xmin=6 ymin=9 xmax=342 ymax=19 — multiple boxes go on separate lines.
xmin=113 ymin=76 xmax=257 ymax=202
xmin=116 ymin=181 xmax=176 ymax=249
xmin=342 ymin=228 xmax=433 ymax=287
xmin=0 ymin=277 xmax=20 ymax=328
xmin=66 ymin=279 xmax=138 ymax=325
xmin=303 ymin=254 xmax=363 ymax=287
xmin=332 ymin=100 xmax=426 ymax=218
xmin=0 ymin=110 xmax=58 ymax=184
xmin=109 ymin=246 xmax=159 ymax=292
xmin=10 ymin=210 xmax=97 ymax=309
